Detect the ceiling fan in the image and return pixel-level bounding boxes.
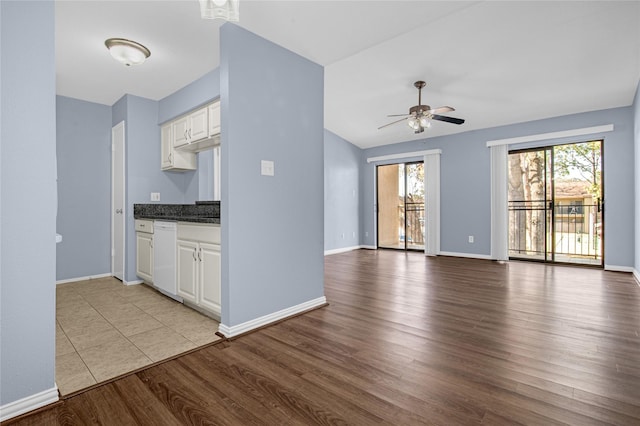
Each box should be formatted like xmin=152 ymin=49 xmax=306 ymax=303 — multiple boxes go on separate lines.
xmin=379 ymin=81 xmax=465 ymax=134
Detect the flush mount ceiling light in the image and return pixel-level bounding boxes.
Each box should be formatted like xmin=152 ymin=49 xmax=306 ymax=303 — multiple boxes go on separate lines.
xmin=199 ymin=0 xmax=239 ymax=21
xmin=104 ymin=38 xmax=151 ymax=67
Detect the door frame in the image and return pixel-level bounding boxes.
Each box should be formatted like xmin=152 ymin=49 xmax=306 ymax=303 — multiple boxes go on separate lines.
xmin=507 ymin=140 xmax=604 ymax=267
xmin=375 ymin=161 xmax=425 ymax=252
xmin=111 ymin=121 xmax=126 ymax=280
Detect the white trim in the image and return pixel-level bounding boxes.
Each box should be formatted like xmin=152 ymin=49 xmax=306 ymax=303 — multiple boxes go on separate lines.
xmin=439 ymin=251 xmax=493 ymax=260
xmin=124 ymin=279 xmax=143 ymax=286
xmin=0 ymin=386 xmax=59 ymax=422
xmin=604 ymin=264 xmax=634 ymax=273
xmin=486 ymin=124 xmax=614 ymax=147
xmin=490 ymin=144 xmax=509 ymax=261
xmin=218 ymin=296 xmax=327 ymax=338
xmin=366 ymin=149 xmax=442 ymax=163
xmin=324 ymin=245 xmax=361 ymax=256
xmin=424 ymin=152 xmax=441 ymax=256
xmin=56 ymin=273 xmax=112 ymax=285
xmin=111 ymin=121 xmax=126 ymax=281
xmin=633 ymin=269 xmax=640 ymax=286
xmin=360 ymin=245 xmax=377 ymax=250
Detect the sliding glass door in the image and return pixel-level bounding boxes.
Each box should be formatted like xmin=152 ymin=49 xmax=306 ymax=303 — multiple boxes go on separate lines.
xmin=377 ymin=162 xmax=425 ymax=251
xmin=508 ymin=141 xmax=603 ymax=266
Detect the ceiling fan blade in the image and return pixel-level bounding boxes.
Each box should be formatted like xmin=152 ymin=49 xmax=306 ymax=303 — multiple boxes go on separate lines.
xmin=387 ymin=114 xmax=410 ymax=117
xmin=378 ymin=116 xmax=408 ymax=130
xmin=431 ymin=114 xmax=465 ymax=125
xmin=427 ymin=106 xmax=454 ymax=115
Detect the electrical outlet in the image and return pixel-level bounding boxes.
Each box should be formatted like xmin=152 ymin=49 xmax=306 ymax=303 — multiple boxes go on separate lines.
xmin=468 ymin=235 xmax=474 ymax=243
xmin=365 ymin=232 xmax=369 ymax=237
xmin=352 ymin=231 xmax=356 ymax=238
xmin=151 ymin=192 xmax=160 ymax=201
xmin=341 ymin=233 xmax=345 ymax=239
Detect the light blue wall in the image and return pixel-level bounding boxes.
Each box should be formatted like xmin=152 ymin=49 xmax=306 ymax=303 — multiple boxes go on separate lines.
xmin=220 ymin=24 xmax=325 ymax=326
xmin=0 ymin=0 xmax=57 ymax=407
xmin=324 ymin=130 xmax=361 ymax=251
xmin=362 ymin=106 xmax=635 ymax=267
xmin=633 ymin=81 xmax=640 ymax=275
xmin=158 ymin=69 xmax=220 ymax=125
xmin=56 ymin=96 xmax=112 ymax=281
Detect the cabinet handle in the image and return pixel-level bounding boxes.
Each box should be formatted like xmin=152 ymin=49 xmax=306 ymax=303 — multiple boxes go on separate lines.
xmin=193 ymin=248 xmax=197 ymax=261
xmin=150 ymin=239 xmax=153 ymax=248
xmin=184 ymin=130 xmax=188 ymax=140
xmin=169 ymin=152 xmax=172 ymax=163
xmin=198 ymin=248 xmax=202 ymax=262
xmin=188 ymin=129 xmax=192 ymax=139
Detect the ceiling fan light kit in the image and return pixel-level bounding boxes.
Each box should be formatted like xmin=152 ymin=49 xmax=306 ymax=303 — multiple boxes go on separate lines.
xmin=105 ymin=38 xmax=150 ymax=67
xmin=200 ymin=0 xmax=239 ymax=21
xmin=379 ymin=80 xmax=465 ymax=134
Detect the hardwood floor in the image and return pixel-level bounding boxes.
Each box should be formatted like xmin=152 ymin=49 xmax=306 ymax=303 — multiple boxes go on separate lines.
xmin=7 ymin=250 xmax=640 ymax=425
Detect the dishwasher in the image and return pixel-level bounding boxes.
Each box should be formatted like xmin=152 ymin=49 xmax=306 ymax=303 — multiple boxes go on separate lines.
xmin=153 ymin=221 xmax=181 ymax=301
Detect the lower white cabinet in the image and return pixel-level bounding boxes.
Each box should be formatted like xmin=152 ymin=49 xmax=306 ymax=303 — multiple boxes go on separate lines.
xmin=176 ymin=223 xmax=221 ymax=315
xmin=135 ymin=220 xmax=154 ymax=283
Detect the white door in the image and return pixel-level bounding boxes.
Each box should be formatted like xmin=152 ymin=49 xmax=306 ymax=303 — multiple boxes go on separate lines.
xmin=112 ymin=121 xmax=125 ymax=281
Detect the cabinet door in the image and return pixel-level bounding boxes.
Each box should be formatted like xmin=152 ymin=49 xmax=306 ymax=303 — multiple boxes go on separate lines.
xmin=208 ymin=102 xmax=221 ymax=137
xmin=136 ymin=232 xmax=153 ymax=283
xmin=176 ymin=239 xmax=198 ymax=303
xmin=172 ymin=116 xmax=190 ymax=148
xmin=160 ymin=124 xmax=173 ymax=169
xmin=198 ymin=242 xmax=221 ymax=314
xmin=189 ymin=107 xmax=209 ymax=142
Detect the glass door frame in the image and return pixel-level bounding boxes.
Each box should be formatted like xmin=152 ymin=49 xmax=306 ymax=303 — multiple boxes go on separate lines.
xmin=508 ymin=140 xmax=604 ymax=267
xmin=375 ymin=161 xmax=425 ymax=252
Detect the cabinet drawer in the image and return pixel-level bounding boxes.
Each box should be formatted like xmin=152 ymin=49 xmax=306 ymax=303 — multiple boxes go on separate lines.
xmin=177 ymin=223 xmax=220 ymax=244
xmin=135 ymin=219 xmax=154 ymax=233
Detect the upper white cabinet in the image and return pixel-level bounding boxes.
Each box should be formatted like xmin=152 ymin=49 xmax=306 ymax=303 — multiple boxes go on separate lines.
xmin=208 ymin=102 xmax=221 ymax=137
xmin=161 ymin=123 xmax=196 ymax=171
xmin=167 ymin=101 xmax=220 ymax=153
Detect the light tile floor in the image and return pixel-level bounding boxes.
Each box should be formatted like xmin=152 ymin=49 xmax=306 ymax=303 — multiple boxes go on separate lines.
xmin=56 ymin=277 xmax=221 ymax=395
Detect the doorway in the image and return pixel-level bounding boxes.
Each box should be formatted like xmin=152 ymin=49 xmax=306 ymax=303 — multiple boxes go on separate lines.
xmin=507 ymin=140 xmax=603 ymax=266
xmin=377 ymin=162 xmax=425 ymax=251
xmin=111 ymin=121 xmax=125 ymax=280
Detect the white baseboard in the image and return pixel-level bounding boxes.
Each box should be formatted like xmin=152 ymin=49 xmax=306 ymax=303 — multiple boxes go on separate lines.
xmin=604 ymin=265 xmax=634 ymax=273
xmin=439 ymin=251 xmax=493 ymax=260
xmin=360 ymin=245 xmax=377 ymax=250
xmin=0 ymin=386 xmax=59 ymax=422
xmin=56 ymin=273 xmax=112 ymax=285
xmin=324 ymin=245 xmax=361 ymax=256
xmin=124 ymin=279 xmax=143 ymax=286
xmin=218 ymin=296 xmax=327 ymax=338
xmin=634 ymin=269 xmax=640 ymax=287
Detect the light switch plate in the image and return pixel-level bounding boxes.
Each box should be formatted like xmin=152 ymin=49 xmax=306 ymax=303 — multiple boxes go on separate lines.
xmin=151 ymin=192 xmax=160 ymax=201
xmin=261 ymin=160 xmax=275 ymax=176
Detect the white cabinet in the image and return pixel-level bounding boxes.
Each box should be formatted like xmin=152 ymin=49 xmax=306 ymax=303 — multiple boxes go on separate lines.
xmin=135 ymin=220 xmax=154 ymax=283
xmin=172 ymin=106 xmax=209 ymax=148
xmin=198 ymin=242 xmax=221 ymax=313
xmin=177 ymin=239 xmax=198 ymax=303
xmin=176 ymin=223 xmax=221 ymax=316
xmin=161 ymin=123 xmax=196 ymax=171
xmin=208 ymin=101 xmax=221 ymax=137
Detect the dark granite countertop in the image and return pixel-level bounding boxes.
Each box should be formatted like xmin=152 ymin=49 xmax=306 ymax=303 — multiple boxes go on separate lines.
xmin=134 ymin=202 xmax=220 ymax=224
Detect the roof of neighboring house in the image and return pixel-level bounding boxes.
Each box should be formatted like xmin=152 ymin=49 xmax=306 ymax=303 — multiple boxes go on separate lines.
xmin=554 ymin=180 xmax=592 ymax=198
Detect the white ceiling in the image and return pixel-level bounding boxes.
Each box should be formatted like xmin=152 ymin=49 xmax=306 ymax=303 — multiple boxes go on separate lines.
xmin=56 ymin=1 xmax=640 ymax=149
